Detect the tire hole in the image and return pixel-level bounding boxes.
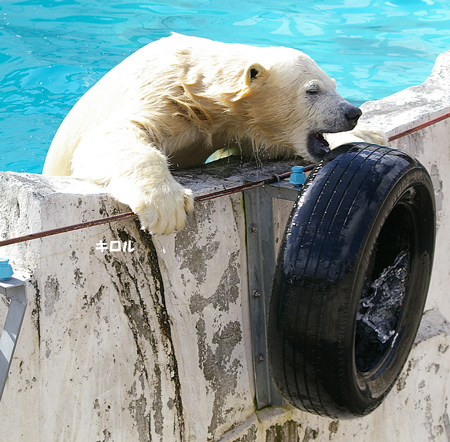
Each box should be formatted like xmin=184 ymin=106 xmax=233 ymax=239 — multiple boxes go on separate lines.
xmin=355 ymin=203 xmax=413 ymax=374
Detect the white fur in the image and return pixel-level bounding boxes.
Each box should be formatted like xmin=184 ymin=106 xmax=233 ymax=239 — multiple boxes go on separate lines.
xmin=325 ymin=124 xmax=389 ymax=148
xmin=43 ymin=34 xmax=387 ymax=234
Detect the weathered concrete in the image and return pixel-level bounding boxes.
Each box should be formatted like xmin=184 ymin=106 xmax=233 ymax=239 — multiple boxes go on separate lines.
xmin=0 ymin=50 xmax=449 ymax=442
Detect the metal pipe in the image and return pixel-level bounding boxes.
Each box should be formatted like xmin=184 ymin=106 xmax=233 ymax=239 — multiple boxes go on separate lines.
xmin=0 ymin=164 xmax=316 ymax=247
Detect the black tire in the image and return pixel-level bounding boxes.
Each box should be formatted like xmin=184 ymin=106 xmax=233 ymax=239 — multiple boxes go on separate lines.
xmin=268 ymin=143 xmax=436 ymax=419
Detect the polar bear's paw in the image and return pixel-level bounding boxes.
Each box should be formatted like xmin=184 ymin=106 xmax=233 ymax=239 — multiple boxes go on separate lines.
xmin=133 ymin=181 xmax=194 ymax=235
xmin=324 ymin=124 xmax=389 ymax=149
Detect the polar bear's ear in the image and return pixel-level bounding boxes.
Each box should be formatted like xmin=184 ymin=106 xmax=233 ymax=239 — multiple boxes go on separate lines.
xmin=244 ymin=63 xmax=266 ymax=86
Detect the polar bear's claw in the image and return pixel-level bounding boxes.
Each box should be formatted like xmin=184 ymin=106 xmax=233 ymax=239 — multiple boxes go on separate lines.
xmin=134 ymin=186 xmax=194 ymax=235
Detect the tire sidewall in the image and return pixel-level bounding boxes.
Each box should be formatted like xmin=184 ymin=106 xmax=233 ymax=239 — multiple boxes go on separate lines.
xmin=344 ymin=166 xmax=435 ymax=413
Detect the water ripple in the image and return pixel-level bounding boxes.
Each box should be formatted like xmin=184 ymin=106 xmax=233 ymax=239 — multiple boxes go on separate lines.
xmin=0 ymin=0 xmax=449 ymax=172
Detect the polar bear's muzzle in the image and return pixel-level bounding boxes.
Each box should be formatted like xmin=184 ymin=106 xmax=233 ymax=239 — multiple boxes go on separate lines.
xmin=307 ymin=103 xmax=362 ymax=160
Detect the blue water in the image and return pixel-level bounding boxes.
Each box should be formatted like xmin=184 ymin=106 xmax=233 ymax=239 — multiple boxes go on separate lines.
xmin=1 ymin=0 xmax=450 ymax=173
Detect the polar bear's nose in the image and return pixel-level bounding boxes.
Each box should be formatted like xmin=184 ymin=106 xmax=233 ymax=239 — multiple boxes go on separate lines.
xmin=346 ymin=106 xmax=362 ymax=126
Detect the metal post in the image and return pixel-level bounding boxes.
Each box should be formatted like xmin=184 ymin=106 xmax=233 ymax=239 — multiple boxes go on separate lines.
xmin=0 ymin=277 xmax=27 ymax=401
xmin=244 ymin=179 xmax=302 ymax=409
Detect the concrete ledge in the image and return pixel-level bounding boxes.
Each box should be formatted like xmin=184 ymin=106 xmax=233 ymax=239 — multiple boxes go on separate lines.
xmin=0 ymin=51 xmax=449 ymax=442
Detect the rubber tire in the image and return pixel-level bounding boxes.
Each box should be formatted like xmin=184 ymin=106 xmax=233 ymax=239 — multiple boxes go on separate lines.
xmin=268 ymin=143 xmax=436 ymax=419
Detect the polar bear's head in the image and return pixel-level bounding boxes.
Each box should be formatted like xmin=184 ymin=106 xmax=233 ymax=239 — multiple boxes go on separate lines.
xmin=121 ymin=35 xmax=363 ymax=164
xmin=233 ymin=46 xmax=362 ymax=161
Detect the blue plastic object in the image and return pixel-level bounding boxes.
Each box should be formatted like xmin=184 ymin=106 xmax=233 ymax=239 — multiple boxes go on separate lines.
xmin=290 ymin=166 xmax=306 ymax=187
xmin=0 ymin=258 xmax=13 ymax=281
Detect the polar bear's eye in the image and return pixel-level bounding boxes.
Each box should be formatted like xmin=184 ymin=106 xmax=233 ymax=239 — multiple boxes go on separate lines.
xmin=306 ymin=83 xmax=320 ymax=95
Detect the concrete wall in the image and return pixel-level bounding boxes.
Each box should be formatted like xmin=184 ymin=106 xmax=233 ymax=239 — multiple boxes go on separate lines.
xmin=0 ymin=50 xmax=449 ymax=442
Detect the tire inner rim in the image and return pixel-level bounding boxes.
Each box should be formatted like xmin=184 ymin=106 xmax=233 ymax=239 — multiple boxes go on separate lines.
xmin=354 ymin=202 xmax=413 ymax=374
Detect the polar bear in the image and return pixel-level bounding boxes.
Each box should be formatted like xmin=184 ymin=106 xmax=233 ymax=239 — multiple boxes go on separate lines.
xmin=43 ymin=33 xmax=387 ymax=234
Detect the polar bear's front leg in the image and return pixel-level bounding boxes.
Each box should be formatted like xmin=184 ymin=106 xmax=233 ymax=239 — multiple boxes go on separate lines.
xmin=71 ymin=122 xmax=194 ymax=235
xmin=324 ymin=124 xmax=389 ymax=149
xmin=107 ymin=154 xmax=194 ymax=235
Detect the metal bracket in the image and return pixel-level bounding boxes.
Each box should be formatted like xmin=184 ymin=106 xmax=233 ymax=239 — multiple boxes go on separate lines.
xmin=0 ymin=277 xmax=27 ymax=401
xmin=244 ymin=178 xmax=302 ymax=409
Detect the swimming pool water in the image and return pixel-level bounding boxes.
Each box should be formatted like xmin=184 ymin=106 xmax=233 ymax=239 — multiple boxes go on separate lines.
xmin=1 ymin=0 xmax=450 ymax=173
